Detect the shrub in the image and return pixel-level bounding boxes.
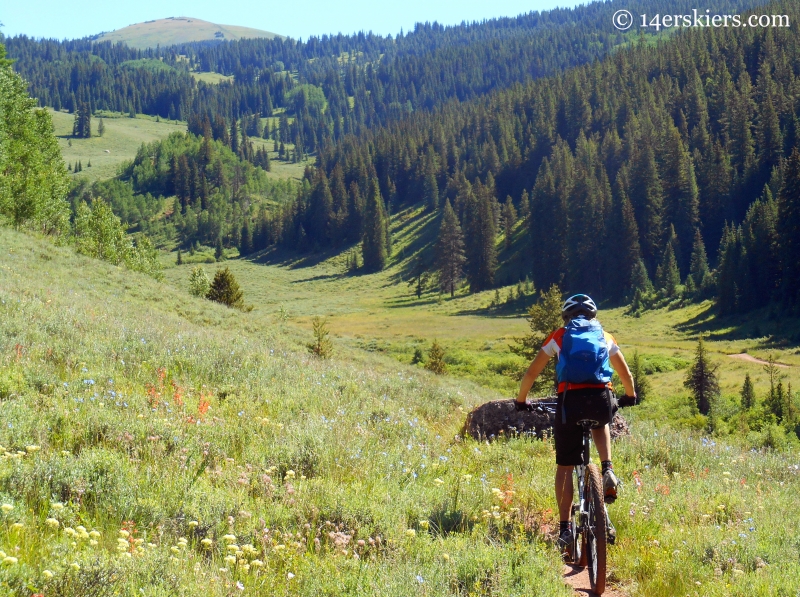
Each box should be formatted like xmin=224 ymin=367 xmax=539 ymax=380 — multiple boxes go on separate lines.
xmin=206 ymin=267 xmax=244 ymax=308
xmin=307 ymin=316 xmax=334 ymax=359
xmin=188 ymin=265 xmax=210 ymax=297
xmin=426 ymin=340 xmax=447 ymax=375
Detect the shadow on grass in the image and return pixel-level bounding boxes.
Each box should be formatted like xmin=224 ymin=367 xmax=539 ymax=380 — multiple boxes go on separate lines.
xmin=673 ymin=304 xmax=800 ymax=348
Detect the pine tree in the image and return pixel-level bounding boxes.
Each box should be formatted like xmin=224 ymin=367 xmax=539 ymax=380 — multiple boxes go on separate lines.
xmin=655 ymin=231 xmax=681 ymax=297
xmin=466 ymin=186 xmax=497 ymax=292
xmin=518 ymin=189 xmax=530 ymax=222
xmin=423 ymin=161 xmax=439 ymax=211
xmin=740 ymin=373 xmax=755 ymax=410
xmin=509 ymin=284 xmax=562 ymax=394
xmin=502 ymin=198 xmax=517 ymax=249
xmin=362 ymin=178 xmax=389 ymax=271
xmin=307 ymin=316 xmax=334 ymax=359
xmin=688 ymin=229 xmax=710 ymax=295
xmin=763 ymin=355 xmax=785 ymax=422
xmin=239 ymin=219 xmax=253 ymax=256
xmin=188 ymin=265 xmax=211 ymax=297
xmin=425 ymin=340 xmax=447 ymax=374
xmin=214 ymin=237 xmax=224 ymax=262
xmin=97 ymin=117 xmax=105 ymax=137
xmin=435 ymin=199 xmax=466 ymax=297
xmin=176 ymin=249 xmax=183 ymax=265
xmin=684 ymin=335 xmax=719 ymax=416
xmin=777 ymin=148 xmax=800 ymax=305
xmin=206 ymin=267 xmax=244 ymax=309
xmin=407 ymin=255 xmax=429 ymax=298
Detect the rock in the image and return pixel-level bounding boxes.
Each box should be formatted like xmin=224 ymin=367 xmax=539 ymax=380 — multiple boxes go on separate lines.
xmin=463 ymin=399 xmax=630 ymax=441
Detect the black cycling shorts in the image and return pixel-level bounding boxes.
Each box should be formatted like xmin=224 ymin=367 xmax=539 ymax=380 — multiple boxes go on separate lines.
xmin=553 ymin=388 xmax=616 ymax=466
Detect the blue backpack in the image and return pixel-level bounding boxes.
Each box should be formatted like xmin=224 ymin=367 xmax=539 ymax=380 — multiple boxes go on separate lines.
xmin=556 ymin=317 xmax=613 ymax=386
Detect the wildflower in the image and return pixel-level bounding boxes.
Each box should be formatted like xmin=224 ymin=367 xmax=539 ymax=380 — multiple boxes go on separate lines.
xmin=52 ymin=503 xmax=64 ymax=511
xmin=201 ymin=538 xmax=213 ymax=548
xmin=70 ymin=563 xmax=80 ymax=571
xmin=89 ymin=530 xmax=100 ymax=539
xmin=717 ymin=505 xmax=726 ymax=511
xmin=251 ymin=559 xmax=264 ymax=568
xmin=3 ymin=556 xmax=18 ymax=565
xmin=1 ymin=504 xmax=14 ymax=513
xmin=405 ymin=529 xmax=416 ymax=538
xmin=76 ymin=525 xmax=86 ymax=533
xmin=119 ymin=529 xmax=130 ymax=538
xmin=434 ymin=478 xmax=444 ymax=486
xmin=26 ymin=445 xmax=41 ymax=453
xmin=287 ymin=572 xmax=295 ymax=580
xmin=237 ymin=581 xmax=245 ymax=590
xmin=64 ymin=527 xmax=76 ymax=537
xmin=224 ymin=555 xmax=237 ymax=565
xmin=42 ymin=570 xmax=54 ymax=579
xmin=462 ymin=474 xmax=472 ymax=481
xmin=90 ymin=540 xmax=98 ymax=547
xmin=223 ymin=534 xmax=237 ymax=543
xmin=442 ymin=553 xmax=450 ymax=561
xmin=284 ymin=470 xmax=296 ymax=479
xmin=419 ymin=520 xmax=429 ymax=531
xmin=227 ymin=544 xmax=240 ymax=552
xmin=11 ymin=522 xmax=23 ymax=530
xmin=188 ymin=521 xmax=199 ymax=528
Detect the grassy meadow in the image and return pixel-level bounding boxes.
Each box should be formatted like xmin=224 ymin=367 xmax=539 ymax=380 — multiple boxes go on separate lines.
xmin=49 ymin=110 xmax=187 ymax=183
xmin=2 ymin=218 xmax=800 ymax=597
xmin=1 ymin=224 xmax=800 ymax=595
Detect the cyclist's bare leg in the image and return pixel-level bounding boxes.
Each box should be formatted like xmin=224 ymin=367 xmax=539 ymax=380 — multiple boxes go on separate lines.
xmin=591 ymin=425 xmax=611 ymax=461
xmin=555 ymin=465 xmax=573 ymax=521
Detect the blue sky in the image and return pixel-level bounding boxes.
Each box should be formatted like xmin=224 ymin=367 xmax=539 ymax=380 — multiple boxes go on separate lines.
xmin=1 ymin=0 xmax=587 ymax=41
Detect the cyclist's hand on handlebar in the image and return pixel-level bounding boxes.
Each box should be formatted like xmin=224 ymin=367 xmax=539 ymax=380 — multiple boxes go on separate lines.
xmin=514 ymin=399 xmax=534 ymax=412
xmin=618 ymin=393 xmax=639 ymax=407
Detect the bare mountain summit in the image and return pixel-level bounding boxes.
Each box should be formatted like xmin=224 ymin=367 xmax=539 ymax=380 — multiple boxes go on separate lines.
xmin=92 ymin=17 xmax=282 ymax=49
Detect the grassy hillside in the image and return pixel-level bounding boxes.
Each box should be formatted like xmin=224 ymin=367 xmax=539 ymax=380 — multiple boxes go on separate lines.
xmin=165 ymin=202 xmax=800 ymax=402
xmin=1 ymin=227 xmax=799 ymax=596
xmin=49 ymin=109 xmax=186 ymax=183
xmin=92 ymin=17 xmax=282 ymax=49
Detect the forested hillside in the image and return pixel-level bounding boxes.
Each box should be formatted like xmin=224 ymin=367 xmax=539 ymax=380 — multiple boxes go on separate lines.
xmin=5 ymin=0 xmax=764 ymax=156
xmin=288 ymin=0 xmax=800 ymax=314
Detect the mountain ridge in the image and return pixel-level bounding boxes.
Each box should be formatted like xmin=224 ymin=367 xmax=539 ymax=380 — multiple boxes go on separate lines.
xmin=91 ymin=16 xmax=282 ymax=49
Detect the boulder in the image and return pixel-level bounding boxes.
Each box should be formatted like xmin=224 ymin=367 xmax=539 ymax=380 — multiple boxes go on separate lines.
xmin=463 ymin=399 xmax=630 ymax=441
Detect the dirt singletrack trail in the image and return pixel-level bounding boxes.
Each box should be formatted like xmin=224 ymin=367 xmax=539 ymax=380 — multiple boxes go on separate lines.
xmin=728 ymin=353 xmax=791 ymax=367
xmin=563 ymin=564 xmax=626 ymax=596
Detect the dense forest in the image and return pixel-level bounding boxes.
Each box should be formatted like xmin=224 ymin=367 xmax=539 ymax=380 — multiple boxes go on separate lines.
xmin=286 ymin=0 xmax=800 ymax=314
xmin=5 ymin=0 xmax=764 ymax=157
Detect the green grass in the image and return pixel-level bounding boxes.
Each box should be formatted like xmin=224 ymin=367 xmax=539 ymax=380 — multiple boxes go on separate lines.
xmin=190 ymin=71 xmax=233 ymax=85
xmin=2 ymin=223 xmax=800 ymax=596
xmin=49 ymin=109 xmax=187 ymax=183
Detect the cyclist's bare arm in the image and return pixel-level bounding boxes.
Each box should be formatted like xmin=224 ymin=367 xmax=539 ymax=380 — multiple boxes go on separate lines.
xmin=516 ymin=349 xmax=551 ymax=403
xmin=610 ymin=351 xmax=635 ymax=396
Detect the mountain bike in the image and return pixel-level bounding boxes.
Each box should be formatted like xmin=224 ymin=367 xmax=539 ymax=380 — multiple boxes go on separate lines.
xmin=536 ymin=400 xmax=613 ymax=595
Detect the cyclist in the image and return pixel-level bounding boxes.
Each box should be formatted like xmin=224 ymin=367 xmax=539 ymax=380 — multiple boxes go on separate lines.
xmin=515 ymin=294 xmax=636 ymax=555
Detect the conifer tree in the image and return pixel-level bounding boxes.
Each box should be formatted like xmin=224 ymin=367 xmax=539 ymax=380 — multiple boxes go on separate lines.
xmin=509 ymin=284 xmax=562 ymax=394
xmin=362 ymin=178 xmax=389 ymax=271
xmin=407 ymin=254 xmax=429 ymax=298
xmin=684 ymin=335 xmax=719 ymax=416
xmin=518 ymin=189 xmax=530 ymax=222
xmin=97 ymin=117 xmax=105 ymax=137
xmin=207 ymin=267 xmax=244 ymax=309
xmin=307 ymin=316 xmax=334 ymax=359
xmin=502 ymin=198 xmax=517 ymax=249
xmin=435 ymin=199 xmax=466 ymax=297
xmin=466 ymin=187 xmax=497 ymax=292
xmin=188 ymin=265 xmax=211 ymax=297
xmin=655 ymin=230 xmax=681 ymax=297
xmin=740 ymin=373 xmax=755 ymax=410
xmin=214 ymin=237 xmax=224 ymax=262
xmin=425 ymin=340 xmax=447 ymax=375
xmin=777 ymin=148 xmax=800 ymax=305
xmin=688 ymin=228 xmax=710 ymax=295
xmin=239 ymin=219 xmax=253 ymax=256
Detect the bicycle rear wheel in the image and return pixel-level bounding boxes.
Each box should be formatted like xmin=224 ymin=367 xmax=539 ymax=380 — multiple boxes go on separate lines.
xmin=584 ymin=464 xmax=607 ymax=594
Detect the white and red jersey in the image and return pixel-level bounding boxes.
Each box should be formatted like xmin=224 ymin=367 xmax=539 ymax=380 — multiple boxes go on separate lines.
xmin=542 ymin=326 xmax=620 ymax=392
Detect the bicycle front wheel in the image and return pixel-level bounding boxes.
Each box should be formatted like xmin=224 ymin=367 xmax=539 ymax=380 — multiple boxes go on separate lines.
xmin=584 ymin=464 xmax=607 ymax=594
